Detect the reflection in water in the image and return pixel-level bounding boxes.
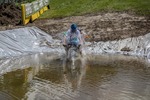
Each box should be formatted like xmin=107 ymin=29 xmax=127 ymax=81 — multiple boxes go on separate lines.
xmin=0 ymin=54 xmax=150 ymax=100
xmin=63 ymin=58 xmax=87 ymax=92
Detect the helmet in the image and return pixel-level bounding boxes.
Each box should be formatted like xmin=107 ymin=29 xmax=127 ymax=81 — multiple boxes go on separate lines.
xmin=71 ymin=23 xmax=77 ymax=31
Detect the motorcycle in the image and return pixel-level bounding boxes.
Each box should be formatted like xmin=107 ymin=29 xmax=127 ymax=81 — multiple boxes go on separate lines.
xmin=64 ymin=44 xmax=81 ymax=64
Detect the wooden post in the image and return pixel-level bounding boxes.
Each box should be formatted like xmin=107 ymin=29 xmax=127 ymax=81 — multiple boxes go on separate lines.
xmin=21 ymin=4 xmax=26 ymax=25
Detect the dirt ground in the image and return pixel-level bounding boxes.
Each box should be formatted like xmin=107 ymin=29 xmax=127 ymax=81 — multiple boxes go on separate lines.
xmin=0 ymin=12 xmax=150 ymax=42
xmin=0 ymin=4 xmax=21 ymax=25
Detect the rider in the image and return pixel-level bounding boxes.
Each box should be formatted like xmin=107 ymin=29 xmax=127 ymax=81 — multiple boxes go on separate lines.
xmin=63 ymin=23 xmax=83 ymax=54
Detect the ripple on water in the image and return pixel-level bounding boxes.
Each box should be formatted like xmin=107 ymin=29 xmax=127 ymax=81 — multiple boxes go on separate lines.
xmin=0 ymin=54 xmax=150 ymax=100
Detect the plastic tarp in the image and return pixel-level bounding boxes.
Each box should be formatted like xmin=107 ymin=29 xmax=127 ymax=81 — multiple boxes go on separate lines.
xmin=85 ymin=33 xmax=150 ymax=58
xmin=0 ymin=26 xmax=150 ymax=75
xmin=0 ymin=26 xmax=150 ymax=59
xmin=0 ymin=27 xmax=63 ymax=58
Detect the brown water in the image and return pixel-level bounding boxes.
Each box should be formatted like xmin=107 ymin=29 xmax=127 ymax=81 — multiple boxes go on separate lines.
xmin=0 ymin=53 xmax=150 ymax=100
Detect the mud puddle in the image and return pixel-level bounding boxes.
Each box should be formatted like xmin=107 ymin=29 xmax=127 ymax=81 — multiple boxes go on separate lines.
xmin=0 ymin=53 xmax=150 ymax=100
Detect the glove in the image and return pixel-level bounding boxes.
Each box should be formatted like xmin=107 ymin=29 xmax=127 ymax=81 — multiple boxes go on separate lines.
xmin=78 ymin=44 xmax=81 ymax=49
xmin=63 ymin=44 xmax=67 ymax=47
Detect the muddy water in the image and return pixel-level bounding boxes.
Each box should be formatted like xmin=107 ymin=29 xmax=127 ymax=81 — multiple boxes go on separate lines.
xmin=0 ymin=53 xmax=150 ymax=100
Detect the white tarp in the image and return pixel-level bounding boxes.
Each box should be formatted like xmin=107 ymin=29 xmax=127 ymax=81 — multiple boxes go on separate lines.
xmin=0 ymin=26 xmax=150 ymax=59
xmin=0 ymin=26 xmax=150 ymax=75
xmin=85 ymin=32 xmax=150 ymax=58
xmin=0 ymin=26 xmax=63 ymax=58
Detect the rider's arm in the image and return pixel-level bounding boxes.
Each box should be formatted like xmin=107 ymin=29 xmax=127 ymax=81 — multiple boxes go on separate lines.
xmin=63 ymin=29 xmax=71 ymax=45
xmin=77 ymin=30 xmax=83 ymax=45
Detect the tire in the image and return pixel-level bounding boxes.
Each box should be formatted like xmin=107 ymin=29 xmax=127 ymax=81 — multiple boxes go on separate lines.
xmin=67 ymin=46 xmax=77 ymax=61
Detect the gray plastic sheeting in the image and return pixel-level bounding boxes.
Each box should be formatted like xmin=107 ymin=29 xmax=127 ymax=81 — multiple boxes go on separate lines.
xmin=0 ymin=26 xmax=150 ymax=59
xmin=85 ymin=33 xmax=150 ymax=58
xmin=0 ymin=27 xmax=63 ymax=58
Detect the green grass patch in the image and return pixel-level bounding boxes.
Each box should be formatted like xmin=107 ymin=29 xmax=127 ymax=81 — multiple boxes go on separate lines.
xmin=40 ymin=0 xmax=150 ymax=18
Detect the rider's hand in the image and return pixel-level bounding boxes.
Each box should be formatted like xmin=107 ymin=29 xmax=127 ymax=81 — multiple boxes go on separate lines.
xmin=63 ymin=44 xmax=67 ymax=47
xmin=78 ymin=44 xmax=81 ymax=49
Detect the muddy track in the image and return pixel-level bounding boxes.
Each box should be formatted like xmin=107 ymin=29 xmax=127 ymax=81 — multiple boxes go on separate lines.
xmin=0 ymin=12 xmax=150 ymax=42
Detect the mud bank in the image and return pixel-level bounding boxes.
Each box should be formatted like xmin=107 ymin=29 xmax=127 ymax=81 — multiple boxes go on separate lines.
xmin=0 ymin=12 xmax=149 ymax=42
xmin=29 ymin=12 xmax=150 ymax=42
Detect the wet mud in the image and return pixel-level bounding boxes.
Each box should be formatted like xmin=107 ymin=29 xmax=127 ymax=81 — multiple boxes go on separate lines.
xmin=29 ymin=13 xmax=150 ymax=42
xmin=0 ymin=12 xmax=149 ymax=42
xmin=0 ymin=4 xmax=21 ymax=26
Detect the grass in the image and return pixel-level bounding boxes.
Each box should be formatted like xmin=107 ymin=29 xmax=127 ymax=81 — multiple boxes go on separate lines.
xmin=40 ymin=0 xmax=150 ymax=18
